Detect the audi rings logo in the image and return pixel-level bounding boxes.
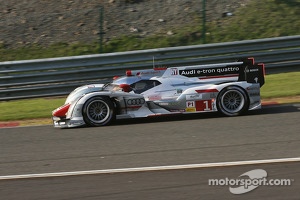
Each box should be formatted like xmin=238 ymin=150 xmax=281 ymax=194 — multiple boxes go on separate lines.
xmin=127 ymin=98 xmax=145 ymax=105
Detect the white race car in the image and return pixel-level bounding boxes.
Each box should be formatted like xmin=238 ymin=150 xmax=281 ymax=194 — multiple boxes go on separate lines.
xmin=52 ymin=58 xmax=265 ymax=128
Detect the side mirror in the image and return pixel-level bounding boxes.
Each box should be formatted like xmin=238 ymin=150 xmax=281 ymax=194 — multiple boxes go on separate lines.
xmin=119 ymin=84 xmax=131 ymax=92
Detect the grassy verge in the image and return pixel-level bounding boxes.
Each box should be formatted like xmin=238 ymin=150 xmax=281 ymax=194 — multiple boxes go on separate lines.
xmin=0 ymin=71 xmax=299 ymax=121
xmin=0 ymin=98 xmax=65 ymax=121
xmin=261 ymin=71 xmax=300 ymax=98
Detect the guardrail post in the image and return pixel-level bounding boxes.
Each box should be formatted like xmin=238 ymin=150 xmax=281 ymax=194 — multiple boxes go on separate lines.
xmin=202 ymin=0 xmax=206 ymax=44
xmin=99 ymin=6 xmax=104 ymax=53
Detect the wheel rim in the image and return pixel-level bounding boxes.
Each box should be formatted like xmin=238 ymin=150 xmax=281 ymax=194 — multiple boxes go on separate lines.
xmin=86 ymin=100 xmax=110 ymax=123
xmin=221 ymin=90 xmax=245 ymax=114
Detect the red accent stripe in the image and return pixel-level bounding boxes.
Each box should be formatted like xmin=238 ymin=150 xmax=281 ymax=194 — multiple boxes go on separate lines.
xmin=52 ymin=104 xmax=70 ymax=117
xmin=248 ymin=57 xmax=255 ymax=65
xmin=258 ymin=63 xmax=265 ymax=76
xmin=195 ymin=89 xmax=219 ymax=93
xmin=199 ymin=74 xmax=239 ymax=79
xmin=154 ymin=67 xmax=167 ymax=70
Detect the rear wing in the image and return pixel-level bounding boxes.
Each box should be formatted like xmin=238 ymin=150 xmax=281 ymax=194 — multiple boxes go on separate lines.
xmin=165 ymin=57 xmax=265 ymax=87
xmin=237 ymin=58 xmax=265 ymax=87
xmin=125 ymin=57 xmax=265 ymax=87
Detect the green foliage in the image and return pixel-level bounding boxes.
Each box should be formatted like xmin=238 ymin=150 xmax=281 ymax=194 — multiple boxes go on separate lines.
xmin=205 ymin=0 xmax=300 ymax=43
xmin=0 ymin=42 xmax=99 ymax=61
xmin=103 ymin=29 xmax=203 ymax=53
xmin=0 ymin=0 xmax=299 ymax=61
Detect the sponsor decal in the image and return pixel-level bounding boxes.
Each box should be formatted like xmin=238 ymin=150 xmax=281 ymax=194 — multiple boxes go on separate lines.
xmin=158 ymin=102 xmax=169 ymax=106
xmin=170 ymin=109 xmax=186 ymax=112
xmin=185 ymin=107 xmax=196 ymax=112
xmin=148 ymin=95 xmax=162 ymax=101
xmin=179 ymin=66 xmax=240 ymax=77
xmin=245 ymin=67 xmax=259 ymax=73
xmin=159 ymin=102 xmax=180 ymax=106
xmin=186 ymin=94 xmax=202 ymax=100
xmin=136 ymin=70 xmax=162 ymax=76
xmin=196 ymin=100 xmax=212 ymax=111
xmin=186 ymin=101 xmax=195 ymax=108
xmin=127 ymin=98 xmax=145 ymax=105
xmin=171 ymin=68 xmax=179 ymax=75
xmin=186 ymin=100 xmax=215 ymax=112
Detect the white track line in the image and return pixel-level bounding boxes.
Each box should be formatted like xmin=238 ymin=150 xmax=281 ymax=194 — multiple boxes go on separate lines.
xmin=1 ymin=157 xmax=300 ymax=180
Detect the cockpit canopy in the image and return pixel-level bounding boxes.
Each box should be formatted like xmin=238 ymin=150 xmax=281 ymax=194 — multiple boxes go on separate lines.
xmin=112 ymin=76 xmax=161 ymax=94
xmin=130 ymin=80 xmax=161 ymax=94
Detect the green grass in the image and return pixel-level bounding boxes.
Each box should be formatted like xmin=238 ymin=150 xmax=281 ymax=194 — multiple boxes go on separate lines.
xmin=0 ymin=0 xmax=299 ymax=61
xmin=0 ymin=72 xmax=299 ymax=121
xmin=0 ymin=98 xmax=65 ymax=121
xmin=261 ymin=71 xmax=300 ymax=98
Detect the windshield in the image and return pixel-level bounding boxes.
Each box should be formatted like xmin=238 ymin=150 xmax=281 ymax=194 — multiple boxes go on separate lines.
xmin=113 ymin=76 xmax=150 ymax=85
xmin=102 ymin=83 xmax=123 ymax=91
xmin=130 ymin=80 xmax=161 ymax=94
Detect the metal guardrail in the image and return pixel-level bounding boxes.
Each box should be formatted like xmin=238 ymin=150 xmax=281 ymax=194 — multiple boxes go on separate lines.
xmin=0 ymin=35 xmax=299 ymax=101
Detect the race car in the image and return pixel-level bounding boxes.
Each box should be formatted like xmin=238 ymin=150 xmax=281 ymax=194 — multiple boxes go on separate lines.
xmin=52 ymin=57 xmax=265 ymax=128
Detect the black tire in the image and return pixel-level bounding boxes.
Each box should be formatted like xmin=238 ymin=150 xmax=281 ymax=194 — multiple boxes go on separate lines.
xmin=217 ymin=86 xmax=249 ymax=116
xmin=82 ymin=96 xmax=115 ymax=126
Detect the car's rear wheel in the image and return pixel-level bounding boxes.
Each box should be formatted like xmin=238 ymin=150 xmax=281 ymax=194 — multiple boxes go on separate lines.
xmin=82 ymin=96 xmax=115 ymax=126
xmin=217 ymin=86 xmax=248 ymax=116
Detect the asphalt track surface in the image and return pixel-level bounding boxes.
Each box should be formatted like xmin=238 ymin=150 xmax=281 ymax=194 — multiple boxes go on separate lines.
xmin=0 ymin=104 xmax=300 ymax=199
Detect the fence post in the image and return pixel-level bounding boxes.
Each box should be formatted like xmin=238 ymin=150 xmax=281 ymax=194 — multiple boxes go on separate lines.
xmin=99 ymin=6 xmax=104 ymax=53
xmin=202 ymin=0 xmax=206 ymax=44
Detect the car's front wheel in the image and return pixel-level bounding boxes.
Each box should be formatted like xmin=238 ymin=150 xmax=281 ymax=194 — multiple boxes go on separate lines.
xmin=217 ymin=86 xmax=249 ymax=116
xmin=82 ymin=96 xmax=115 ymax=126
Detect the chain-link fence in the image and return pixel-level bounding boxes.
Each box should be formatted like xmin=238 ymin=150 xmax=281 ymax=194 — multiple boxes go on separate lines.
xmin=0 ymin=0 xmax=250 ymax=48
